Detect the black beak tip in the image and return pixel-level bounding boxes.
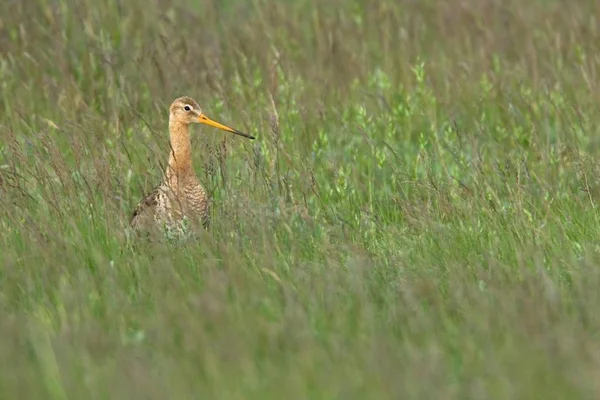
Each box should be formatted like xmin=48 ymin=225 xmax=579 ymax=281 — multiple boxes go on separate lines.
xmin=236 ymin=129 xmax=255 ymax=140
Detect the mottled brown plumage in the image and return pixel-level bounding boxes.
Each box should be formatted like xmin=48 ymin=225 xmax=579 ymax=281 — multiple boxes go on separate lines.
xmin=130 ymin=96 xmax=255 ymax=234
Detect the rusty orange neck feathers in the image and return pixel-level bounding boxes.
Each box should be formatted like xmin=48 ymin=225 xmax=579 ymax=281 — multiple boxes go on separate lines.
xmin=167 ymin=118 xmax=193 ymax=179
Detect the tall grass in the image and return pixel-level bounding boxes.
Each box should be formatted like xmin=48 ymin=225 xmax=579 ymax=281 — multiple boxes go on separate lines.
xmin=1 ymin=0 xmax=600 ymax=397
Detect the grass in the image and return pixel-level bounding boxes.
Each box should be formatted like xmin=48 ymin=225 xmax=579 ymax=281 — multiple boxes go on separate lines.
xmin=1 ymin=0 xmax=600 ymax=397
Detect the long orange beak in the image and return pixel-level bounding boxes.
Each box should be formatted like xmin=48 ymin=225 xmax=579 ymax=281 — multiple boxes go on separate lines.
xmin=198 ymin=114 xmax=255 ymax=139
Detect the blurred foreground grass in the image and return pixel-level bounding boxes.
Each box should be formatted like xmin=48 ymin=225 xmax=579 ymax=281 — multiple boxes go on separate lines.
xmin=2 ymin=0 xmax=600 ymax=398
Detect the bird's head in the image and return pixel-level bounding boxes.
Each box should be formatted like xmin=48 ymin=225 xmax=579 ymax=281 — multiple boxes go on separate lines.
xmin=169 ymin=96 xmax=255 ymax=139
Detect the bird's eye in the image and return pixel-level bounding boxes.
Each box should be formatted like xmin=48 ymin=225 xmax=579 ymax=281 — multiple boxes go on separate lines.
xmin=184 ymin=105 xmax=191 ymax=111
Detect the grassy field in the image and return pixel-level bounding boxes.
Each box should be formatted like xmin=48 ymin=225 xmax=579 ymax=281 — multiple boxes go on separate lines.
xmin=1 ymin=0 xmax=600 ymax=397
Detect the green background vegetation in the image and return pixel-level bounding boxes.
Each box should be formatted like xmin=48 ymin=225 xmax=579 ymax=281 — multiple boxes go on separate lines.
xmin=1 ymin=0 xmax=600 ymax=397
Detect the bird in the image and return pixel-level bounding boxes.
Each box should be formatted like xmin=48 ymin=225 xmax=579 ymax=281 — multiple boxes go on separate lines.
xmin=129 ymin=96 xmax=255 ymax=235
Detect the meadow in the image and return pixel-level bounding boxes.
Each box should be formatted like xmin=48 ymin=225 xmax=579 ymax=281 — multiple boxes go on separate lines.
xmin=1 ymin=0 xmax=600 ymax=398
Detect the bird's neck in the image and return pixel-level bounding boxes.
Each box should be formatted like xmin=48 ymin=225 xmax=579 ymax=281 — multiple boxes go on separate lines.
xmin=167 ymin=120 xmax=194 ymax=183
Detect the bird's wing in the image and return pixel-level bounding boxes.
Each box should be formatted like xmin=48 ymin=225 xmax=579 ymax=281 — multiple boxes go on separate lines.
xmin=129 ymin=184 xmax=161 ymax=229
